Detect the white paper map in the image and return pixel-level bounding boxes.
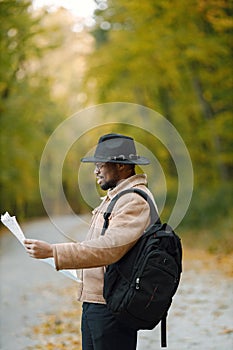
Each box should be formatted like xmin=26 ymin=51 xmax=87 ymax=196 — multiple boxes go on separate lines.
xmin=1 ymin=212 xmax=81 ymax=283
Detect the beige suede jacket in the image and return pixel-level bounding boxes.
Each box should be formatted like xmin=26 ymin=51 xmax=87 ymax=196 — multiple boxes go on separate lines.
xmin=53 ymin=174 xmax=157 ymax=304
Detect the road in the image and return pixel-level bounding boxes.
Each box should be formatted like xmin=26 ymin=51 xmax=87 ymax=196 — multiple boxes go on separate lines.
xmin=0 ymin=215 xmax=232 ymax=350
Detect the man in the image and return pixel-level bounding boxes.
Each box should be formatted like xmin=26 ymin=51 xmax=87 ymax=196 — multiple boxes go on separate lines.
xmin=24 ymin=133 xmax=157 ymax=350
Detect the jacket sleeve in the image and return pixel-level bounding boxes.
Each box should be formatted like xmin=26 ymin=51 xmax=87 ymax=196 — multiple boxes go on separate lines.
xmin=53 ymin=192 xmax=151 ymax=270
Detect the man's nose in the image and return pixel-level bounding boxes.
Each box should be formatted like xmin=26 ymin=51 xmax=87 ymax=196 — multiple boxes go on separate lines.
xmin=94 ymin=167 xmax=99 ymax=175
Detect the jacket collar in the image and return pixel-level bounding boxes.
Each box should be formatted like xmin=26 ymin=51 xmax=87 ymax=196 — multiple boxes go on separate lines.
xmin=107 ymin=174 xmax=148 ymax=200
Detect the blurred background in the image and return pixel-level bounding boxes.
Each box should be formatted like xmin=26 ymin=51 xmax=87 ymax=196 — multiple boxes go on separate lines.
xmin=0 ymin=0 xmax=232 ymax=254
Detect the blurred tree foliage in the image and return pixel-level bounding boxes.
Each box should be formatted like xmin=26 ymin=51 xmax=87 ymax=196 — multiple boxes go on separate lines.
xmin=0 ymin=0 xmax=77 ymax=218
xmin=82 ymin=0 xmax=233 ymax=227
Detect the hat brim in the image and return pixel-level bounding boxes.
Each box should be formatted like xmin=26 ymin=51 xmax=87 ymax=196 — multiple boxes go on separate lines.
xmin=81 ymin=156 xmax=150 ymax=165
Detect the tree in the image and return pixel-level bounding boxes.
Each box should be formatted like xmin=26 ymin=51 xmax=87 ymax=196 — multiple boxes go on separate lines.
xmin=83 ymin=0 xmax=233 ymax=188
xmin=0 ymin=1 xmax=96 ymax=218
xmin=0 ymin=1 xmax=66 ymax=217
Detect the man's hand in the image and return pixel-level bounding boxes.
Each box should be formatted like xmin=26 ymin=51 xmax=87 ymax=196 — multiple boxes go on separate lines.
xmin=24 ymin=239 xmax=53 ymax=259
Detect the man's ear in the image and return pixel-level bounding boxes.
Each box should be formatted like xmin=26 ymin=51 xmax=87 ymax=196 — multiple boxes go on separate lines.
xmin=116 ymin=163 xmax=125 ymax=171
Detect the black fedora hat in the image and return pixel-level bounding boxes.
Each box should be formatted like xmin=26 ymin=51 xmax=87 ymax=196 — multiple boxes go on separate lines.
xmin=81 ymin=133 xmax=150 ymax=165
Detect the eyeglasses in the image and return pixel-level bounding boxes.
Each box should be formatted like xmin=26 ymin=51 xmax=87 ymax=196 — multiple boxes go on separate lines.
xmin=94 ymin=162 xmax=105 ymax=171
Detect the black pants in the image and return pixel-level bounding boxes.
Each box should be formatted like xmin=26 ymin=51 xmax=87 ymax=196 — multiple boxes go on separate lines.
xmin=81 ymin=302 xmax=138 ymax=350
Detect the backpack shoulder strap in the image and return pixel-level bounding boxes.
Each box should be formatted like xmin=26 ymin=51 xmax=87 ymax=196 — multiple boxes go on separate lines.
xmin=161 ymin=315 xmax=167 ymax=347
xmin=101 ymin=188 xmax=160 ymax=236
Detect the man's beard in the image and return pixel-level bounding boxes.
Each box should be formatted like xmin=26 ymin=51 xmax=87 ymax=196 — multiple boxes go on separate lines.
xmin=100 ymin=179 xmax=118 ymax=191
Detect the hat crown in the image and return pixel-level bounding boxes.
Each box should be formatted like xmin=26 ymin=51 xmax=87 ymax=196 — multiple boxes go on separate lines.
xmin=98 ymin=133 xmax=132 ymax=143
xmin=95 ymin=134 xmax=136 ymax=161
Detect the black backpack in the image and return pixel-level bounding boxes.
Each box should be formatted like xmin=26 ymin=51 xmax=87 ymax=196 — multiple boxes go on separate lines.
xmin=101 ymin=188 xmax=182 ymax=348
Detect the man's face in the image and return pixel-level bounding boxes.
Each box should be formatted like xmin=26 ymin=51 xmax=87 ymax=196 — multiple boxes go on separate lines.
xmin=94 ymin=162 xmax=120 ymax=190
